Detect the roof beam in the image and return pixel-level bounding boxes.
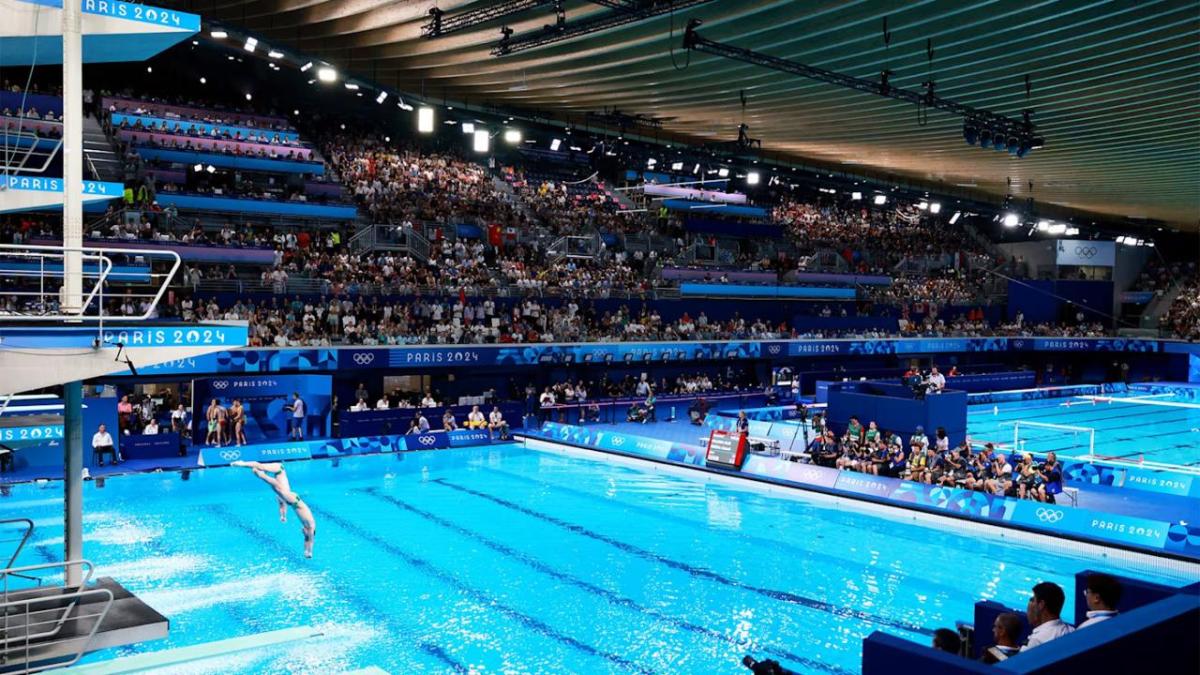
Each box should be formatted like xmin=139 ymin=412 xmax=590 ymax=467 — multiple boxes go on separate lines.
xmin=493 ymin=0 xmax=715 ymax=55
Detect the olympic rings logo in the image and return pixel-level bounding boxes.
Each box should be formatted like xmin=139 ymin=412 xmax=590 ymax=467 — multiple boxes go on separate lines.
xmin=768 ymin=345 xmax=782 ymax=355
xmin=219 ymin=450 xmax=242 ymax=461
xmin=212 ymin=381 xmax=230 ymax=390
xmin=417 ymin=435 xmax=436 ymax=446
xmin=352 ymin=353 xmax=375 ymax=365
xmin=611 ymin=436 xmax=626 ymax=446
xmin=1074 ymin=246 xmax=1098 ymax=258
xmin=1035 ymin=508 xmax=1065 ymax=524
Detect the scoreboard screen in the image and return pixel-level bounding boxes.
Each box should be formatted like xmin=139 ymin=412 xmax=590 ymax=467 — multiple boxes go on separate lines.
xmin=705 ymin=430 xmax=747 ymax=469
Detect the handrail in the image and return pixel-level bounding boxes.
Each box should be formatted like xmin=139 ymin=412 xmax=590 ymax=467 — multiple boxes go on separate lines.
xmin=0 ymin=244 xmax=180 ymax=323
xmin=0 ymin=518 xmax=34 ymax=572
xmin=0 ymin=587 xmax=115 ymax=674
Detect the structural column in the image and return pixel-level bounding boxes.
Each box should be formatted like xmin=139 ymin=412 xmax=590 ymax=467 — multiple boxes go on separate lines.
xmin=63 ymin=381 xmax=83 ymax=585
xmin=61 ymin=0 xmax=84 ymax=314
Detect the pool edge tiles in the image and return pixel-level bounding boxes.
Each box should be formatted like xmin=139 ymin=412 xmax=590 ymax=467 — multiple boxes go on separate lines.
xmin=521 ymin=425 xmax=1200 ymax=569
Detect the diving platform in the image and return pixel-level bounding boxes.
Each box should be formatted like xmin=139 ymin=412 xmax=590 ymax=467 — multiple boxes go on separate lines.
xmin=1 ymin=576 xmax=167 ymax=673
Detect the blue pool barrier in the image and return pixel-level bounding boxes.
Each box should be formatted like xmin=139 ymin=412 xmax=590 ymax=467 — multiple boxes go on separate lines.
xmin=826 ymin=380 xmax=969 ymax=449
xmin=529 ymin=422 xmax=1200 ymax=559
xmin=196 ymin=429 xmax=495 ymax=467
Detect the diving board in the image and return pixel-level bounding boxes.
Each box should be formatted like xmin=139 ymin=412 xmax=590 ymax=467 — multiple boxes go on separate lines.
xmin=59 ymin=626 xmax=324 ymax=674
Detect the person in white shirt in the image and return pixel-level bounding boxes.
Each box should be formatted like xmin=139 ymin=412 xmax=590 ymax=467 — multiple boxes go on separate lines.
xmin=488 ymin=407 xmax=509 ymax=440
xmin=1022 ymin=582 xmax=1075 ymax=651
xmin=466 ymin=405 xmax=487 ymax=429
xmin=928 ymin=366 xmax=946 ymax=392
xmin=170 ymin=405 xmax=187 ymax=433
xmin=91 ymin=424 xmax=117 ymax=466
xmin=375 ymin=397 xmax=390 ymax=410
xmin=442 ymin=410 xmax=458 ymax=431
xmin=143 ymin=420 xmax=160 ymax=435
xmin=288 ymin=393 xmax=306 ymax=440
xmin=421 ymin=392 xmax=437 ymax=408
xmin=1077 ymin=574 xmax=1121 ymax=628
xmin=350 ymin=398 xmax=369 ymax=412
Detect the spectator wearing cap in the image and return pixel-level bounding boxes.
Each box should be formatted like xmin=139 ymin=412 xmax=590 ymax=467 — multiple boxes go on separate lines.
xmin=1022 ymin=582 xmax=1075 ymax=651
xmin=1078 ymin=573 xmax=1122 ymax=628
xmin=980 ymin=612 xmax=1023 ymax=664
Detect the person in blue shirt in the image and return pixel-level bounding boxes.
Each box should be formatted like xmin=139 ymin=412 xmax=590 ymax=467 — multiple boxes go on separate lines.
xmin=735 ymin=411 xmax=750 ymax=435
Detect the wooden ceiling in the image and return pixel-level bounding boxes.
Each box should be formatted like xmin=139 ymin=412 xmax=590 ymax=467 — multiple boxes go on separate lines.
xmin=173 ymin=0 xmax=1200 ymax=226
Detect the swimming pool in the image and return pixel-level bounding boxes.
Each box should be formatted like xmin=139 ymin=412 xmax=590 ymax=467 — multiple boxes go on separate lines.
xmin=4 ymin=445 xmax=1195 ymax=674
xmin=967 ymin=392 xmax=1200 ymax=468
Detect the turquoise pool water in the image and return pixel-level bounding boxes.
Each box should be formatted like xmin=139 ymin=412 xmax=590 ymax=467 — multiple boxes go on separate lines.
xmin=967 ymin=393 xmax=1200 ymax=467
xmin=2 ymin=446 xmax=1194 ymax=674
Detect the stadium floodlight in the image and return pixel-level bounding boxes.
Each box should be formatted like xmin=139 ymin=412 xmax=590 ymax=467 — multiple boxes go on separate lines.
xmin=199 ymin=77 xmax=207 ymax=84
xmin=1003 ymin=213 xmax=1020 ymax=227
xmin=344 ymin=83 xmax=359 ymax=90
xmin=461 ymin=122 xmax=475 ymax=134
xmin=193 ymin=163 xmax=203 ymax=172
xmin=873 ymin=194 xmax=887 ymax=205
xmin=693 ymin=163 xmax=701 ymax=175
xmin=949 ymin=211 xmax=961 ymax=225
xmin=1036 ymin=220 xmax=1051 ymax=231
xmin=206 ymin=165 xmax=216 ymax=174
xmin=244 ymin=93 xmax=252 ymax=101
xmin=398 ymin=99 xmax=414 ymax=112
xmin=243 ymin=37 xmax=257 ymax=52
xmin=929 ymin=202 xmax=942 ymax=214
xmin=300 ymin=62 xmax=313 ymax=72
xmin=917 ymin=201 xmax=929 ymax=210
xmin=647 ymin=158 xmax=657 ymax=168
xmin=747 ymin=171 xmax=760 ymax=185
xmin=473 ymin=129 xmax=490 ymax=153
xmin=418 ymin=107 xmax=435 ymax=133
xmin=504 ymin=129 xmax=522 ymax=144
xmin=851 ymin=191 xmax=862 ymax=201
xmin=210 ymin=29 xmax=228 ymax=39
xmin=376 ymin=91 xmax=388 ymax=104
xmin=1048 ymin=223 xmax=1067 ymax=234
xmin=717 ymin=167 xmax=729 ymax=178
xmin=670 ymin=161 xmax=684 ymax=171
xmin=1065 ymin=227 xmax=1079 ymax=236
xmin=268 ymin=50 xmax=284 ymax=59
xmin=550 ymin=138 xmax=562 ymax=151
xmin=317 ymin=66 xmax=337 ymax=83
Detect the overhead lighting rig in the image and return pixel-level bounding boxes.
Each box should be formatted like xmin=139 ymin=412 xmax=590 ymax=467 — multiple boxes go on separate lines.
xmin=585 ymin=108 xmax=663 ymax=131
xmin=492 ymin=0 xmax=716 ymax=55
xmin=681 ymin=19 xmax=1044 ymax=156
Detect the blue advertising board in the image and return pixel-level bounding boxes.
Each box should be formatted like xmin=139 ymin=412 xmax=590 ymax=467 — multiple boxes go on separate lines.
xmin=196 ymin=429 xmax=494 ymax=466
xmin=82 ymin=337 xmax=1200 ymax=379
xmin=191 ymin=374 xmax=332 ymax=445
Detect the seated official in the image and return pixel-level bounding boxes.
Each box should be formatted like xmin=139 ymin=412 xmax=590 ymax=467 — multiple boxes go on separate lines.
xmin=91 ymin=424 xmax=117 ymax=466
xmin=408 ymin=413 xmax=430 ymax=434
xmin=626 ymin=403 xmax=648 ymax=423
xmin=350 ymin=397 xmax=369 ymax=412
xmin=143 ymin=419 xmax=160 ymax=435
xmin=375 ymin=396 xmax=390 ymax=410
xmin=488 ymin=406 xmax=510 ymax=440
xmin=1022 ymin=582 xmax=1075 ymax=651
xmin=1078 ymin=573 xmax=1122 ymax=628
xmin=466 ymin=405 xmax=487 ymax=429
xmin=1036 ymin=452 xmax=1064 ymax=504
xmin=170 ymin=404 xmax=188 ymax=433
xmin=980 ymin=612 xmax=1023 ymax=664
xmin=442 ymin=410 xmax=459 ymax=432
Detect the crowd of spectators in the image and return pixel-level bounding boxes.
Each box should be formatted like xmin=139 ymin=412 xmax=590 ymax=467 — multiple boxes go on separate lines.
xmin=1161 ymin=271 xmax=1200 ymax=341
xmin=103 ymin=95 xmax=295 ymax=132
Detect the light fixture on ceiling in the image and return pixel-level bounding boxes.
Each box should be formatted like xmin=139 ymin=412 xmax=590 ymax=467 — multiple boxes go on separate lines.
xmin=746 ymin=171 xmax=760 ymax=185
xmin=344 ymin=83 xmax=359 ymax=90
xmin=418 ymin=107 xmax=435 ymax=133
xmin=317 ymin=66 xmax=337 ymax=83
xmin=462 ymin=122 xmax=475 ymax=135
xmin=268 ymin=49 xmax=284 ymax=59
xmin=851 ymin=191 xmax=862 ymax=201
xmin=873 ymin=194 xmax=887 ymax=205
xmin=1003 ymin=213 xmax=1020 ymax=227
xmin=929 ymin=202 xmax=942 ymax=214
xmin=473 ymin=129 xmax=490 ymax=153
xmin=717 ymin=168 xmax=729 ymax=178
xmin=376 ymin=91 xmax=388 ymax=104
xmin=210 ymin=29 xmax=228 ymax=39
xmin=300 ymin=62 xmax=313 ymax=72
xmin=504 ymin=129 xmax=522 ymax=144
xmin=243 ymin=37 xmax=257 ymax=52
xmin=949 ymin=211 xmax=961 ymax=225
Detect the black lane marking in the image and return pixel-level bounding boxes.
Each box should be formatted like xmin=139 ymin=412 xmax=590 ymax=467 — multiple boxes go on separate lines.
xmin=431 ymin=478 xmax=935 ymax=637
xmin=357 ymin=487 xmax=851 ymax=675
xmin=204 ymin=503 xmax=469 ymax=673
xmin=308 ymin=505 xmax=656 ymax=674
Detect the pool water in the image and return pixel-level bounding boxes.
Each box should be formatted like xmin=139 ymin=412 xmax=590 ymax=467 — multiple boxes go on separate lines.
xmin=966 ymin=393 xmax=1200 ymax=468
xmin=2 ymin=446 xmax=1194 ymax=674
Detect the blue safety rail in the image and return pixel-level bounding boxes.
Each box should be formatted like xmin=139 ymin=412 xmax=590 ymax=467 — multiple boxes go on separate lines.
xmin=135 ymin=148 xmax=324 ymax=175
xmin=0 ymin=260 xmax=151 ymax=282
xmin=110 ymin=113 xmax=302 ymax=143
xmin=154 ymin=194 xmax=356 ymax=219
xmin=679 ymin=283 xmax=857 ymax=299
